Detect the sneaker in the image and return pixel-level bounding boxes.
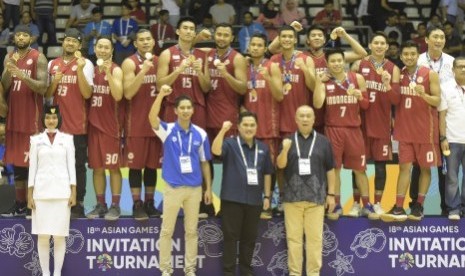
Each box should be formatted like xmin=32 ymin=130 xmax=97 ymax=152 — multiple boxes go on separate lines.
xmin=260 ymin=208 xmax=272 ymax=219
xmin=1 ymin=201 xmax=27 ymax=217
xmin=347 ymin=202 xmax=361 ymax=218
xmin=144 ymin=200 xmax=162 ymax=218
xmin=71 ymin=204 xmax=85 ymax=219
xmin=86 ymin=203 xmax=108 ymax=219
xmin=104 ymin=205 xmax=121 ymax=221
xmin=408 ymin=203 xmax=424 ymax=221
xmin=326 ymin=204 xmax=342 ymax=220
xmin=272 ymin=202 xmax=284 ymax=217
xmin=133 ymin=200 xmax=148 ymax=221
xmin=373 ymin=202 xmax=385 ymax=215
xmin=380 ymin=205 xmax=408 ymax=222
xmin=361 ymin=203 xmax=379 ymax=220
xmin=448 ymin=213 xmax=461 ymax=220
xmin=199 ymin=201 xmax=216 ymax=219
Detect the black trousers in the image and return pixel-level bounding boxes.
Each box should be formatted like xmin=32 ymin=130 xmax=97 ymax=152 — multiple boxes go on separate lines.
xmin=74 ymin=134 xmax=88 ymax=202
xmin=221 ymin=200 xmax=262 ymax=276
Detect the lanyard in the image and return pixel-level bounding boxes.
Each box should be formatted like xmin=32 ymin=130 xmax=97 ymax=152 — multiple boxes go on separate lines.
xmin=407 ymin=66 xmax=419 ymax=83
xmin=119 ymin=18 xmax=130 ymax=36
xmin=295 ymin=132 xmax=317 ymax=159
xmin=215 ymin=47 xmax=233 ymax=61
xmin=237 ymin=136 xmax=258 ymax=169
xmin=249 ymin=58 xmax=265 ymax=89
xmin=330 ymin=74 xmax=351 ymax=91
xmin=369 ymin=56 xmax=386 ymax=70
xmin=175 ymin=44 xmax=193 ymax=58
xmin=92 ymin=22 xmax=104 ymax=45
xmin=158 ymin=23 xmax=167 ymax=41
xmin=426 ymin=52 xmax=443 ymax=74
xmin=281 ymin=51 xmax=296 ymax=83
xmin=177 ymin=130 xmax=192 ymax=156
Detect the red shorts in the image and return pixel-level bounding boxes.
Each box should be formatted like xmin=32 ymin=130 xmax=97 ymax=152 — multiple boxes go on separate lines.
xmin=124 ymin=136 xmax=162 ymax=169
xmin=88 ymin=125 xmax=122 ymax=169
xmin=260 ymin=138 xmax=280 ymax=166
xmin=398 ymin=142 xmax=441 ymax=167
xmin=365 ymin=137 xmax=392 ymax=161
xmin=164 ymin=103 xmax=207 ymax=129
xmin=5 ymin=131 xmax=31 ymax=166
xmin=325 ymin=126 xmax=366 ymax=171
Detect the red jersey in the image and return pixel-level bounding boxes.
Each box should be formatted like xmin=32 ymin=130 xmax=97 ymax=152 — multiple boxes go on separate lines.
xmin=206 ymin=48 xmax=241 ymax=129
xmin=6 ymin=49 xmax=43 ymax=134
xmin=125 ymin=54 xmax=158 ymax=137
xmin=89 ymin=63 xmax=122 ymax=138
xmin=307 ymin=52 xmax=327 ymax=130
xmin=165 ymin=46 xmax=207 ymax=107
xmin=49 ymin=57 xmax=88 ymax=134
xmin=270 ymin=51 xmax=311 ymax=133
xmin=243 ymin=59 xmax=280 ymax=139
xmin=358 ymin=58 xmax=398 ymax=139
xmin=394 ymin=66 xmax=438 ymax=144
xmin=324 ymin=71 xmax=369 ymax=127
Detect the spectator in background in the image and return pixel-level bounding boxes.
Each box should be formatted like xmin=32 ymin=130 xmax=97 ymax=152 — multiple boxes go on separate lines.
xmin=313 ymin=0 xmax=341 ymax=35
xmin=384 ymin=12 xmax=402 ymax=44
xmin=0 ymin=14 xmax=10 ymax=75
xmin=161 ymin=0 xmax=182 ymax=27
xmin=413 ymin=22 xmax=428 ymax=54
xmin=427 ymin=14 xmax=443 ymax=29
xmin=381 ymin=0 xmax=406 ymax=14
xmin=150 ymin=9 xmax=175 ymax=56
xmin=234 ymin=0 xmax=257 ymax=25
xmin=128 ymin=0 xmax=146 ymax=25
xmin=14 ymin=11 xmax=40 ymax=50
xmin=441 ymin=0 xmax=458 ymax=25
xmin=66 ymin=0 xmax=96 ymax=30
xmin=386 ymin=41 xmax=404 ymax=68
xmin=0 ymin=120 xmax=14 ymax=186
xmin=443 ymin=21 xmax=462 ymax=57
xmin=2 ymin=0 xmax=23 ymax=30
xmin=197 ymin=13 xmax=215 ymax=35
xmin=398 ymin=12 xmax=415 ymax=42
xmin=280 ymin=0 xmax=308 ymax=27
xmin=188 ymin=0 xmax=214 ymax=25
xmin=112 ymin=1 xmax=138 ymax=65
xmin=210 ymin=0 xmax=236 ymax=25
xmin=83 ymin=6 xmax=112 ymax=63
xmin=30 ymin=0 xmax=57 ymax=46
xmin=256 ymin=0 xmax=281 ymax=41
xmin=238 ymin=11 xmax=266 ymax=54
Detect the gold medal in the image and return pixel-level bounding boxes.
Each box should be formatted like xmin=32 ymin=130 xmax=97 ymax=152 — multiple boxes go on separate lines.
xmin=250 ymin=89 xmax=257 ymax=98
xmin=376 ymin=67 xmax=384 ymax=75
xmin=189 ymin=55 xmax=196 ymax=63
xmin=11 ymin=52 xmax=20 ymax=62
xmin=330 ymin=32 xmax=337 ymax=40
xmin=145 ymin=52 xmax=153 ymax=60
xmin=409 ymin=82 xmax=416 ymax=89
xmin=443 ymin=149 xmax=451 ymax=156
xmin=96 ymin=58 xmax=104 ymax=66
xmin=74 ymin=51 xmax=82 ymax=59
xmin=284 ymin=82 xmax=292 ymax=91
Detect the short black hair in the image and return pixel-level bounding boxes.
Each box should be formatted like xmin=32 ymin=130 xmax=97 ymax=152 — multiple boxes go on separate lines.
xmin=370 ymin=31 xmax=388 ymax=43
xmin=279 ymin=25 xmax=297 ymax=36
xmin=215 ymin=23 xmax=234 ymax=33
xmin=324 ymin=47 xmax=345 ymax=61
xmin=175 ymin=95 xmax=194 ymax=108
xmin=177 ymin=16 xmax=196 ymax=30
xmin=453 ymin=56 xmax=465 ymax=67
xmin=95 ymin=35 xmax=113 ymax=47
xmin=238 ymin=111 xmax=258 ymax=124
xmin=250 ymin=33 xmax=267 ymax=45
xmin=426 ymin=26 xmax=444 ymax=37
xmin=159 ymin=9 xmax=169 ymax=17
xmin=389 ymin=41 xmax=400 ymax=48
xmin=243 ymin=11 xmax=253 ymax=17
xmin=307 ymin=24 xmax=326 ymax=38
xmin=400 ymin=40 xmax=419 ymax=53
xmin=135 ymin=28 xmax=153 ymax=39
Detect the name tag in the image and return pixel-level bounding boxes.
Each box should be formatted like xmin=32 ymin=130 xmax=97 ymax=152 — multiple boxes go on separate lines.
xmin=247 ymin=168 xmax=258 ymax=185
xmin=179 ymin=156 xmax=193 ymax=174
xmin=299 ymin=158 xmax=311 ymax=175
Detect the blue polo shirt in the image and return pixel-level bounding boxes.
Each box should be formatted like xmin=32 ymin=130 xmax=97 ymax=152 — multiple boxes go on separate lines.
xmin=220 ymin=136 xmax=273 ymax=206
xmin=154 ymin=121 xmax=211 ymax=187
xmin=111 ymin=17 xmax=138 ymax=52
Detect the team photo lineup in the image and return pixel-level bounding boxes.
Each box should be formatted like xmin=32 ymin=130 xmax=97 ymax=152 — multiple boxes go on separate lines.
xmin=1 ymin=0 xmax=464 ymax=274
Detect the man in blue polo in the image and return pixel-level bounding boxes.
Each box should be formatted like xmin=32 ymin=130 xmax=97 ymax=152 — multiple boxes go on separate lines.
xmin=211 ymin=112 xmax=273 ymax=276
xmin=148 ymin=85 xmax=212 ymax=276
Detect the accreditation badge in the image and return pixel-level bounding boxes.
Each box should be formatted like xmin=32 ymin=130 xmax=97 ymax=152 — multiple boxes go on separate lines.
xmin=298 ymin=158 xmax=311 ymax=175
xmin=179 ymin=156 xmax=193 ymax=174
xmin=247 ymin=168 xmax=259 ymax=185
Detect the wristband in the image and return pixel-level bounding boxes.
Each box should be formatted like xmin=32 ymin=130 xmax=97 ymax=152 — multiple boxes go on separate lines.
xmin=440 ymin=136 xmax=447 ymax=142
xmin=327 ymin=193 xmax=335 ymax=197
xmin=264 ymin=196 xmax=270 ymax=199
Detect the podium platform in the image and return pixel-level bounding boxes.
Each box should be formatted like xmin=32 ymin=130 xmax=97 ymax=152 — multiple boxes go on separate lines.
xmin=0 ymin=217 xmax=464 ymax=276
